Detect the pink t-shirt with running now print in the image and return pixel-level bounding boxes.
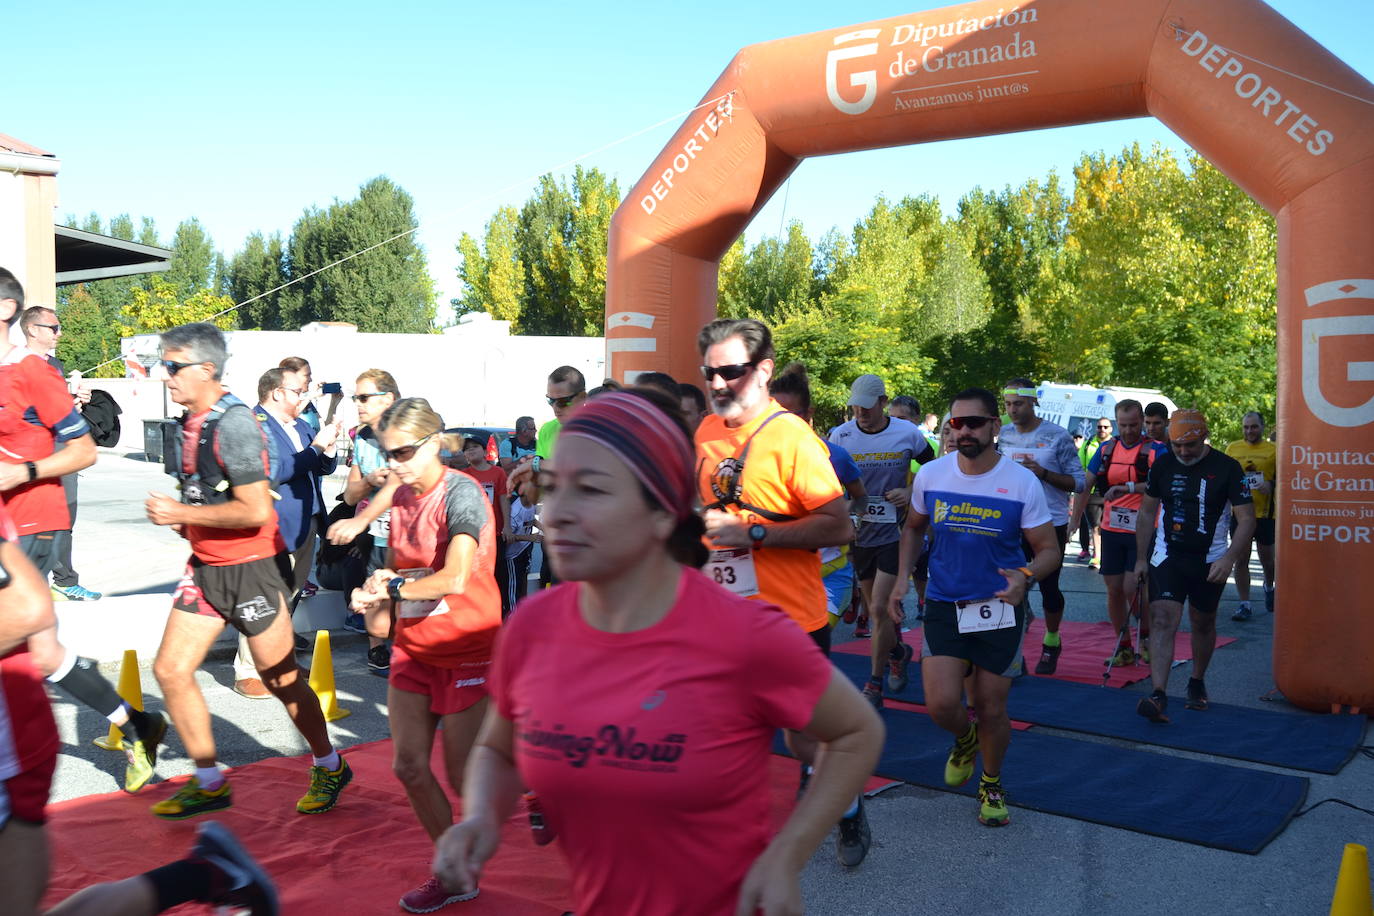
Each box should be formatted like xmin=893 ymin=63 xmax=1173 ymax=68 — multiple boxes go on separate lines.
xmin=489 ymin=568 xmax=833 ymax=916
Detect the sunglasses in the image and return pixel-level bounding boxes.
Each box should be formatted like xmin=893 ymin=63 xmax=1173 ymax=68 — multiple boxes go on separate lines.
xmin=1097 ymin=424 xmax=1113 ymax=429
xmin=36 ymin=323 xmax=61 ymax=333
xmin=547 ymin=394 xmax=581 ymax=408
xmin=948 ymin=415 xmax=996 ymax=430
xmin=382 ymin=434 xmax=435 ymax=463
xmin=700 ymin=361 xmax=757 ymax=382
xmin=351 ymin=392 xmax=389 ymax=403
xmin=161 ymin=359 xmax=204 ymax=377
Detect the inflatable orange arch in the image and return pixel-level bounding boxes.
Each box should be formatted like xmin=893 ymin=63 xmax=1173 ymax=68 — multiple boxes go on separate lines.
xmin=605 ymin=0 xmax=1374 ymax=713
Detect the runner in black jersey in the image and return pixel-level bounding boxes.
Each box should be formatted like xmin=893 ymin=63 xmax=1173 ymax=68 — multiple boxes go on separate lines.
xmin=1131 ymin=409 xmax=1254 ymax=721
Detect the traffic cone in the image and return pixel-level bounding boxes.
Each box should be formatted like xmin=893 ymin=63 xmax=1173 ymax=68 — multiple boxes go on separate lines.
xmin=307 ymin=630 xmax=351 ymax=721
xmin=1330 ymin=843 xmax=1372 ymax=916
xmin=93 ymin=649 xmax=142 ymax=751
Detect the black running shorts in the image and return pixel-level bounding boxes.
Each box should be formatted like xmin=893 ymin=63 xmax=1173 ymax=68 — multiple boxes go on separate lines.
xmin=1098 ymin=529 xmax=1138 ymax=577
xmin=808 ymin=623 xmax=832 ymax=658
xmin=920 ymin=599 xmax=1026 ymax=678
xmin=1230 ymin=515 xmax=1276 ymax=547
xmin=173 ymin=553 xmax=292 ymax=637
xmin=851 ymin=540 xmax=899 ymax=581
xmin=1148 ymin=553 xmax=1225 ymax=614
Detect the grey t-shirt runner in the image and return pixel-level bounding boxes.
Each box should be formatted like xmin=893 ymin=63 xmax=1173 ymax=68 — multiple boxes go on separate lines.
xmin=997 ymin=418 xmax=1084 ymax=526
xmin=829 ymin=416 xmax=931 ymax=547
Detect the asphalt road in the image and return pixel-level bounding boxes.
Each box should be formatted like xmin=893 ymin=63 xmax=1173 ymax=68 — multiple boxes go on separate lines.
xmin=46 ymin=446 xmax=1373 ymax=914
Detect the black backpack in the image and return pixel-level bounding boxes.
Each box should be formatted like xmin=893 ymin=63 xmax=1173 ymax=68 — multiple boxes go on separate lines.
xmin=313 ymin=497 xmax=373 ymax=593
xmin=83 ymin=389 xmax=122 ymax=448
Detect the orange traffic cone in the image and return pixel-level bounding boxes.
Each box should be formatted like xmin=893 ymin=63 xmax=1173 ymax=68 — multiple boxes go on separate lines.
xmin=1330 ymin=843 xmax=1372 ymax=916
xmin=307 ymin=630 xmax=351 ymax=721
xmin=93 ymin=649 xmax=142 ymax=751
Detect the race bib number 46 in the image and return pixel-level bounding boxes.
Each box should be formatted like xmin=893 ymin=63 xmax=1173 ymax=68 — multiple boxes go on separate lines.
xmin=706 ymin=548 xmax=759 ymax=597
xmin=956 ymin=597 xmax=1017 ymax=634
xmin=864 ymin=496 xmax=897 ymax=524
xmin=1245 ymin=471 xmax=1264 ymax=492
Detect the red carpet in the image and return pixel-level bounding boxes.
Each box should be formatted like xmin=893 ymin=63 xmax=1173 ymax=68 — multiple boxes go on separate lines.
xmin=43 ymin=741 xmax=896 ymax=914
xmin=835 ymin=619 xmax=1235 ymax=687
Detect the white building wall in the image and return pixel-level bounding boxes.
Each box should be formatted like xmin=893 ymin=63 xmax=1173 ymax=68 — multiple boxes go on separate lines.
xmin=108 ymin=316 xmax=605 ymax=450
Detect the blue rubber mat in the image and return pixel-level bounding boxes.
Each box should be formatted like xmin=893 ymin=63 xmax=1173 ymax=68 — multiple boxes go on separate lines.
xmin=776 ymin=705 xmax=1310 ymax=854
xmin=830 ymin=651 xmax=1365 ymax=774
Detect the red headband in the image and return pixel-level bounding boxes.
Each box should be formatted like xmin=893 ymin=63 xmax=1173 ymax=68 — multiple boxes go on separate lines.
xmin=559 ymin=392 xmax=695 ymax=520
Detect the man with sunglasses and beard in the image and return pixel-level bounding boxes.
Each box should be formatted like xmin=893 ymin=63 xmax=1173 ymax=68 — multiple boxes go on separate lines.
xmin=693 ymin=319 xmax=870 ymax=866
xmin=889 ymin=388 xmax=1060 ymax=827
xmin=144 ymin=323 xmax=351 ymax=820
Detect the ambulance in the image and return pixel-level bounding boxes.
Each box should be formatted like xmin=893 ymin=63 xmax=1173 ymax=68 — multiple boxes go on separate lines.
xmin=1032 ymin=382 xmax=1177 ymax=439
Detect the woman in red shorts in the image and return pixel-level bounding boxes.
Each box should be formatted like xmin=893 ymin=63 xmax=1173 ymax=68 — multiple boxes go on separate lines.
xmin=350 ymin=398 xmax=502 ymax=914
xmin=432 ymin=388 xmax=883 ymax=916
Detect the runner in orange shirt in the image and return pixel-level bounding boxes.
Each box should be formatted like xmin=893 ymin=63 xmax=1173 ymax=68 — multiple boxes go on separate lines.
xmin=692 ymin=319 xmax=868 ymax=866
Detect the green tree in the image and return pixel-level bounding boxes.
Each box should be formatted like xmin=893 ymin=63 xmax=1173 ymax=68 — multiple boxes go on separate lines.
xmin=455 ymin=207 xmax=523 ymax=324
xmin=55 ymin=284 xmax=122 ymax=378
xmin=283 ymin=177 xmax=435 ymax=332
xmin=228 ymin=232 xmax=288 ymax=330
xmin=163 ymin=218 xmax=217 ymax=300
xmin=121 ymin=276 xmax=236 ymax=336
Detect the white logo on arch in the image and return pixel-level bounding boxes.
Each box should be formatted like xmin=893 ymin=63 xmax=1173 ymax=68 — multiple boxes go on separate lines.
xmin=826 ymin=29 xmax=881 ymax=115
xmin=1303 ymin=279 xmax=1374 ymax=428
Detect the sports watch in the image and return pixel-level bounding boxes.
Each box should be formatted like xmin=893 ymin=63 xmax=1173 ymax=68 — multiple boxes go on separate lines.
xmin=387 ymin=576 xmax=406 ymax=602
xmin=749 ymin=524 xmax=767 ymax=550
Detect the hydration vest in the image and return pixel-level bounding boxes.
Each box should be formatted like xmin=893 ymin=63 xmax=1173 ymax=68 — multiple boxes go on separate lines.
xmin=699 ymin=411 xmax=798 ymax=523
xmin=1093 ymin=437 xmax=1155 ymax=495
xmin=165 ymin=392 xmax=253 ymax=507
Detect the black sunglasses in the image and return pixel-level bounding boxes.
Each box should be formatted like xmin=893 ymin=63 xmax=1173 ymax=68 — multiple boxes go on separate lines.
xmin=161 ymin=359 xmax=204 ymax=377
xmin=948 ymin=415 xmax=996 ymax=430
xmin=382 ymin=434 xmax=435 ymax=463
xmin=36 ymin=323 xmax=61 ymax=333
xmin=351 ymin=392 xmax=389 ymax=403
xmin=700 ymin=361 xmax=758 ymax=382
xmin=547 ymin=394 xmax=581 ymax=408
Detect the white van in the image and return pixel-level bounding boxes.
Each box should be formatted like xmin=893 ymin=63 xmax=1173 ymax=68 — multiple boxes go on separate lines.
xmin=1033 ymin=382 xmax=1177 ymax=439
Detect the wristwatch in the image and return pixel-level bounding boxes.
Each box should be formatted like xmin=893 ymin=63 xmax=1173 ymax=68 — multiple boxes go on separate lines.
xmin=25 ymin=461 xmax=37 ymax=482
xmin=748 ymin=523 xmax=767 ymax=550
xmin=387 ymin=577 xmax=406 ymax=602
xmin=1017 ymin=566 xmax=1035 ymax=585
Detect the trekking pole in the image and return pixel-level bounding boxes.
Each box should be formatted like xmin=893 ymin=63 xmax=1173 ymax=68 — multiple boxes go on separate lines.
xmin=1102 ymin=579 xmax=1144 ymax=686
xmin=1132 ymin=578 xmax=1146 ymax=666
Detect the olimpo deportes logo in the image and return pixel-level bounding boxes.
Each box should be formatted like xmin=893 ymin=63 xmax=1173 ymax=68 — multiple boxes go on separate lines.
xmin=1302 ymin=279 xmax=1374 ymax=428
xmin=826 ymin=29 xmax=881 ymax=115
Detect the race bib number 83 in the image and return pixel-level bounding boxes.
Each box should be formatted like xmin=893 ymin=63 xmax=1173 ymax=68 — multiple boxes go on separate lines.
xmin=706 ymin=548 xmax=759 ymax=597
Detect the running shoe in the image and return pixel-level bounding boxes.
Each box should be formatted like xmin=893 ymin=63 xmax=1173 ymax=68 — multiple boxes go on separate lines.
xmin=1076 ymin=549 xmax=1090 ymax=561
xmin=343 ymin=613 xmax=369 ymax=634
xmin=193 ymin=821 xmax=280 ymax=915
xmin=861 ymin=681 xmax=883 ymax=711
xmin=525 ymin=792 xmax=556 ymax=846
xmin=297 ymin=757 xmax=353 ymax=814
xmin=842 ymin=602 xmax=858 ymax=625
xmin=152 ymin=777 xmax=233 ymax=819
xmin=853 ymin=615 xmax=871 ymax=638
xmin=1231 ymin=602 xmax=1253 ymax=621
xmin=886 ymin=642 xmax=914 ymax=693
xmin=399 ymin=875 xmax=479 ymax=913
xmin=835 ymin=796 xmax=871 ymax=867
xmin=1088 ymin=558 xmax=1099 ymax=570
xmin=124 ymin=710 xmax=168 ymax=793
xmin=1106 ymin=646 xmax=1136 ymax=667
xmin=299 ymin=580 xmax=320 ymax=599
xmin=1034 ymin=641 xmax=1061 ymax=675
xmin=368 ymin=644 xmax=391 ymax=675
xmin=1138 ymin=643 xmax=1150 ymax=665
xmin=53 ymin=583 xmax=102 ymax=601
xmin=977 ymin=778 xmax=1010 ymax=827
xmin=1265 ymin=585 xmax=1275 ymax=613
xmin=1185 ymin=678 xmax=1209 ymax=711
xmin=1136 ymin=690 xmax=1170 ymax=723
xmin=293 ymin=633 xmax=311 ymax=653
xmin=944 ymin=722 xmax=978 ymax=787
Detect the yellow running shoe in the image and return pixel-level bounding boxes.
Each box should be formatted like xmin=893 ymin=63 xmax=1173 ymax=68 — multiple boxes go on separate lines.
xmin=151 ymin=777 xmax=232 ymax=820
xmin=978 ymin=777 xmax=1011 ymax=827
xmin=944 ymin=721 xmax=979 ymax=787
xmin=123 ymin=711 xmax=168 ymax=794
xmin=297 ymin=757 xmax=352 ymax=814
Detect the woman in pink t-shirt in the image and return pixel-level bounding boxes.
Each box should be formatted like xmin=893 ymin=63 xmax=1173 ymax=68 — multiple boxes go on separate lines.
xmin=433 ymin=388 xmax=883 ymax=916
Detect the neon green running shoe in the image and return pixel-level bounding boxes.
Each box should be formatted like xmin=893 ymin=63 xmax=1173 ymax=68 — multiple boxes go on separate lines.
xmin=978 ymin=777 xmax=1011 ymax=827
xmin=123 ymin=710 xmax=168 ymax=794
xmin=944 ymin=721 xmax=978 ymax=787
xmin=297 ymin=757 xmax=352 ymax=814
xmin=152 ymin=777 xmax=232 ymax=820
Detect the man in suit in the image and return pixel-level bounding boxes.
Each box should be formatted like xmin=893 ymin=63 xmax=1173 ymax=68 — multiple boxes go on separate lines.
xmin=19 ymin=306 xmax=100 ymax=601
xmin=231 ymin=366 xmax=340 ymax=698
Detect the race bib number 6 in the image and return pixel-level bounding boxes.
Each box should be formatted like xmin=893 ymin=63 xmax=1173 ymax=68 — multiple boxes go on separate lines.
xmin=706 ymin=548 xmax=759 ymax=597
xmin=956 ymin=597 xmax=1017 ymax=634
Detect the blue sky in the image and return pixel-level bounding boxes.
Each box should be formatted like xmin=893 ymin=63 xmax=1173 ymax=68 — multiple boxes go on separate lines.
xmin=7 ymin=0 xmax=1371 ymax=319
